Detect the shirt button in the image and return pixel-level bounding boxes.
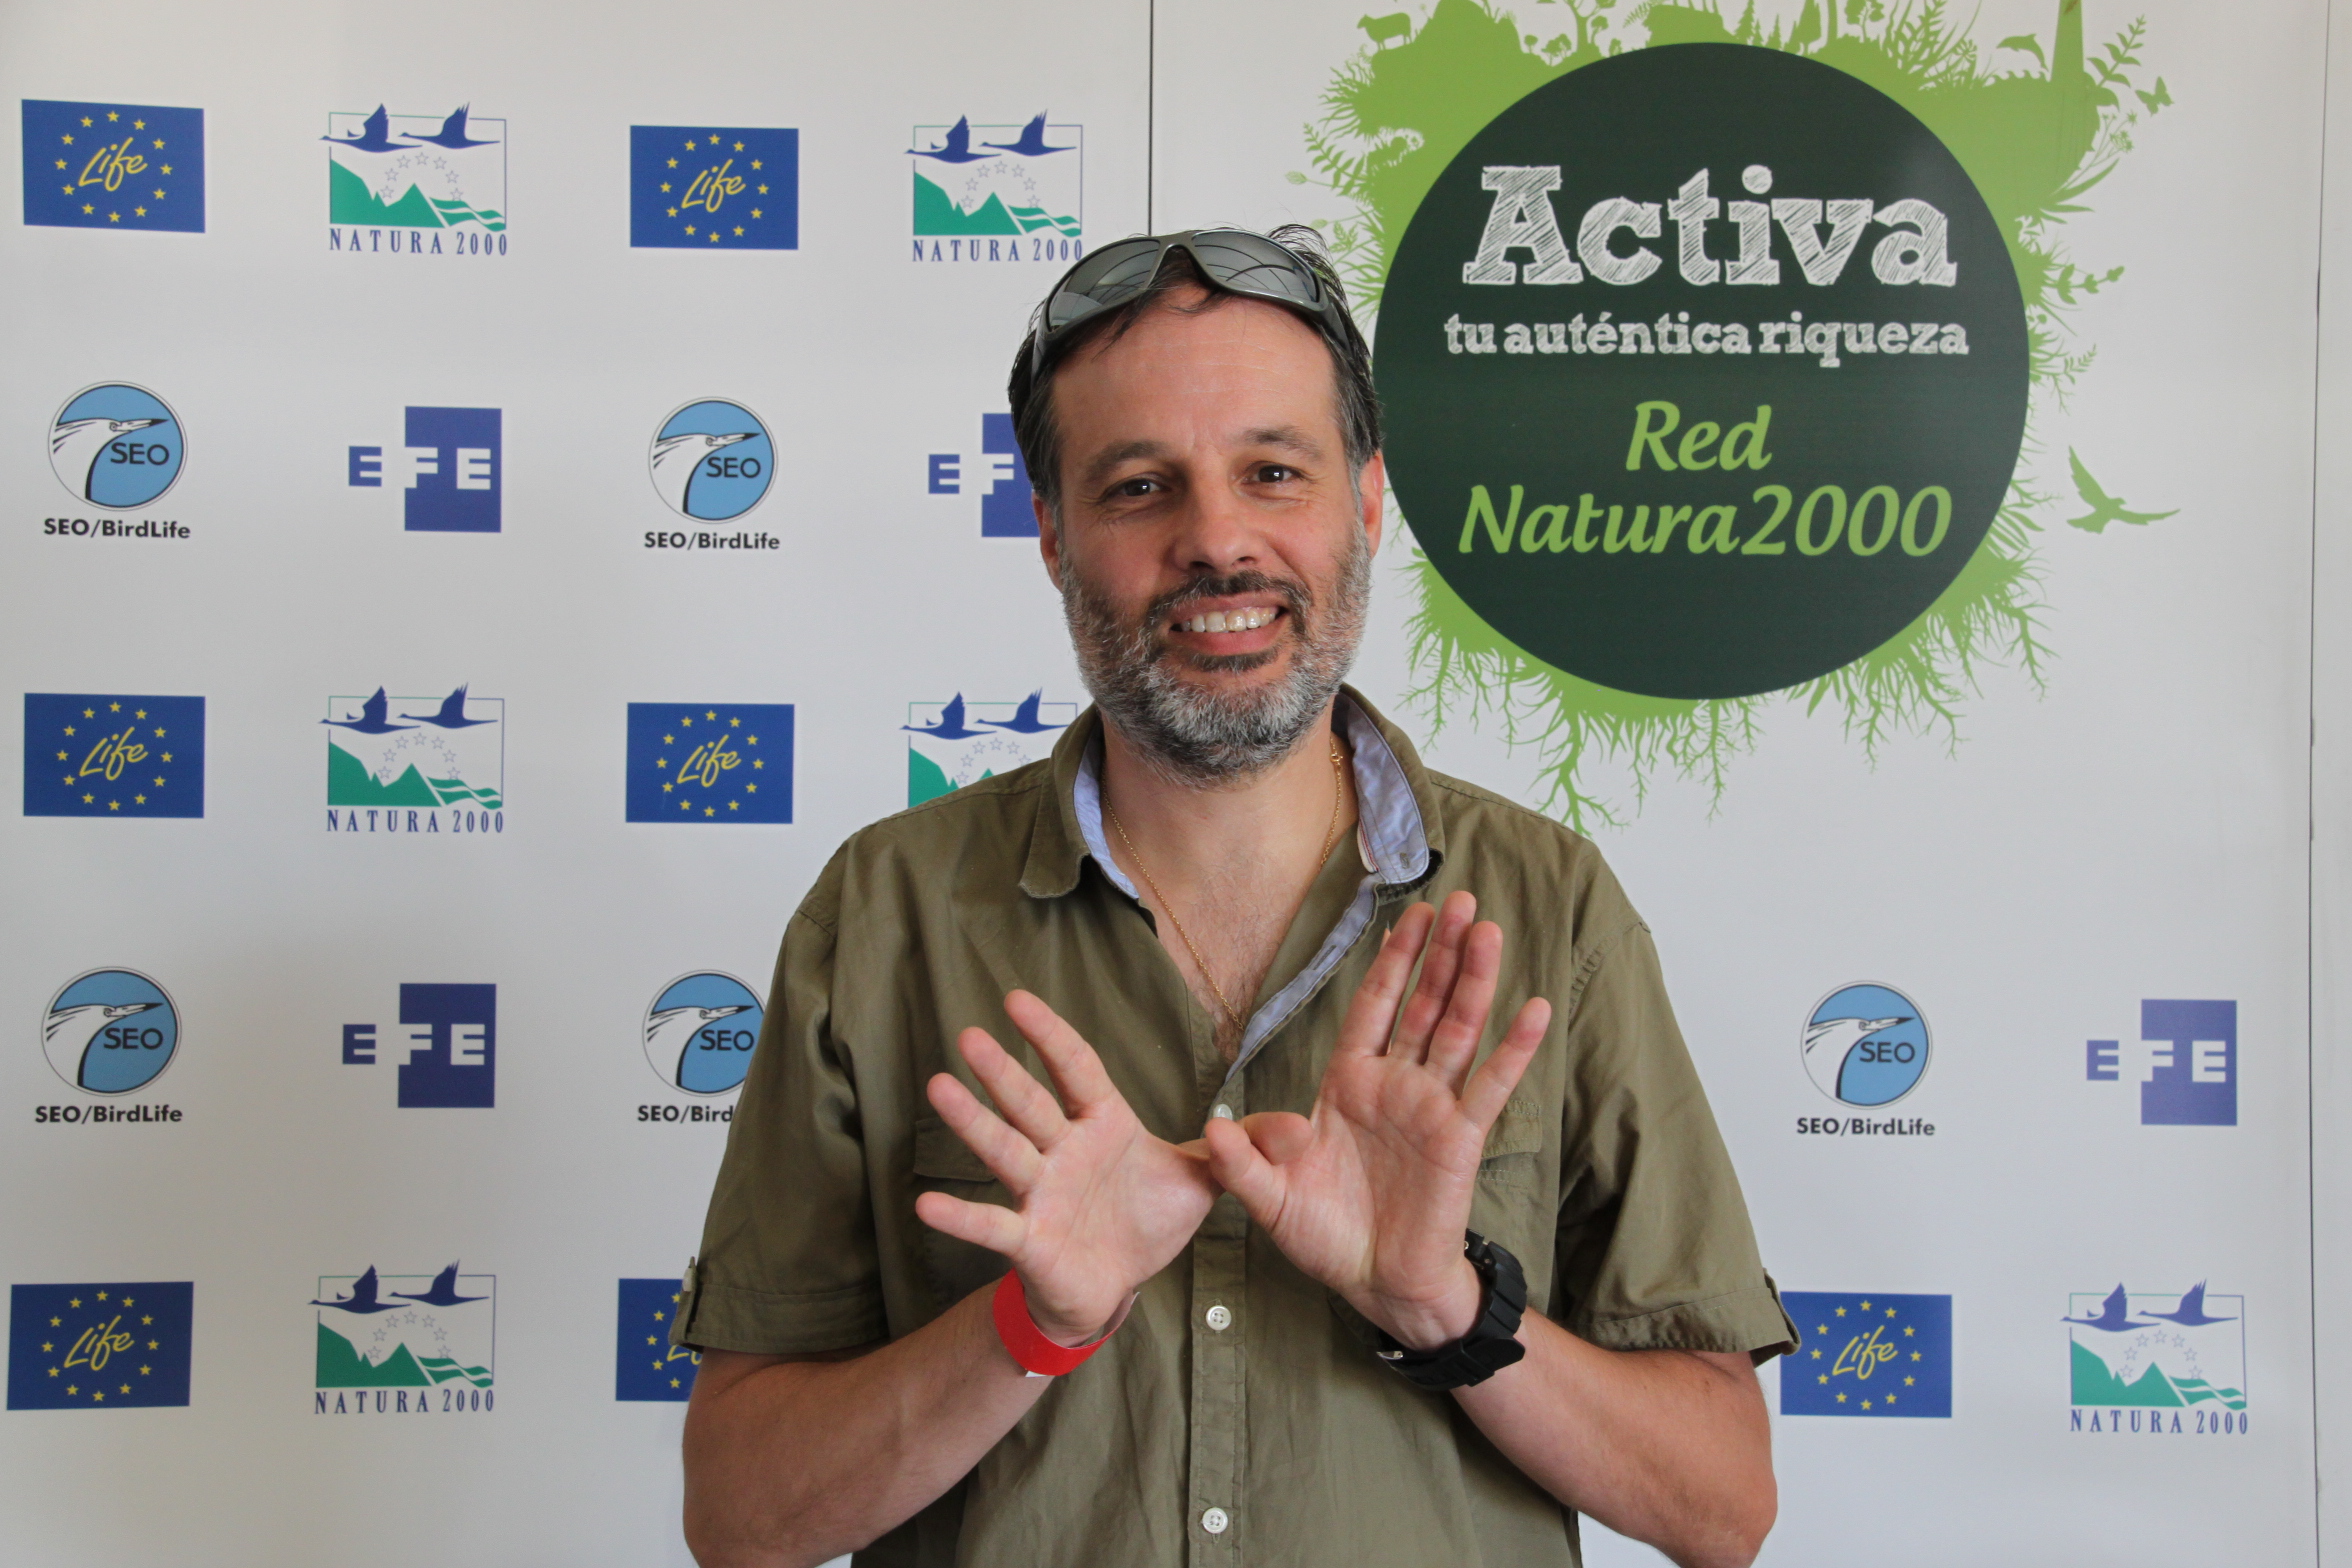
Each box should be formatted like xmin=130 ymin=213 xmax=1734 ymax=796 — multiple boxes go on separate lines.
xmin=1201 ymin=1507 xmax=1230 ymax=1535
xmin=1206 ymin=1304 xmax=1232 ymax=1332
xmin=1212 ymin=1104 xmax=1234 ymax=1120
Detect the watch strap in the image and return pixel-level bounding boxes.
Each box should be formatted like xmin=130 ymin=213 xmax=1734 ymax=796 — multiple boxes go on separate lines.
xmin=1374 ymin=1232 xmax=1529 ymax=1391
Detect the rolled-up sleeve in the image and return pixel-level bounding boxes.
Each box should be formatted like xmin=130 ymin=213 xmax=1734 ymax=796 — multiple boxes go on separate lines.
xmin=673 ymin=885 xmax=887 ymax=1355
xmin=1551 ymin=917 xmax=1796 ymax=1364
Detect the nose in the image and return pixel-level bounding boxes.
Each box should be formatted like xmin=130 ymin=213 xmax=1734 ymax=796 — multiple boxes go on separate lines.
xmin=1166 ymin=473 xmax=1262 ymax=578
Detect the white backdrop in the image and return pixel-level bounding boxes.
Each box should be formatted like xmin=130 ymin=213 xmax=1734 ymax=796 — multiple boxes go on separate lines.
xmin=0 ymin=1 xmax=2335 ymax=1563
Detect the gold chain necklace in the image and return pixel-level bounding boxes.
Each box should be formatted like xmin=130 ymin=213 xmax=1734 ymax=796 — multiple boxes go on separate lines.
xmin=1107 ymin=740 xmax=1347 ymax=1032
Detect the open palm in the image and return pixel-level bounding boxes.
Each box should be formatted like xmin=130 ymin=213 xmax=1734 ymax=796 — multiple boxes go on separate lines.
xmin=1205 ymin=894 xmax=1551 ymax=1348
xmin=916 ymin=989 xmax=1221 ymax=1345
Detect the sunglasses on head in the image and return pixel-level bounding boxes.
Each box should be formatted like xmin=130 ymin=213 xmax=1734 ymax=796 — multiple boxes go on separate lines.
xmin=1027 ymin=228 xmax=1353 ymax=375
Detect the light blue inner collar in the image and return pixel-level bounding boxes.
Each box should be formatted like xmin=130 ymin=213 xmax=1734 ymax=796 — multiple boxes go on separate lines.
xmin=1072 ymin=694 xmax=1432 ymax=1077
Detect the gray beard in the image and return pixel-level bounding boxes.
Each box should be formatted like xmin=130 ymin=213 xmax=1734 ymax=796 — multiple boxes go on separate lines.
xmin=1060 ymin=529 xmax=1371 ymax=787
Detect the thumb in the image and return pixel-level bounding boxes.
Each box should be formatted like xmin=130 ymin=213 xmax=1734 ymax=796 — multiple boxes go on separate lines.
xmin=1202 ymin=1114 xmax=1287 ymax=1220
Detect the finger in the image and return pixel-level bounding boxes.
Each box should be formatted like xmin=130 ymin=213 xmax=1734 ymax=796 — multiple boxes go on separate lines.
xmin=1459 ymin=997 xmax=1552 ymax=1132
xmin=1235 ymin=1110 xmax=1316 ymax=1165
xmin=913 ymin=1189 xmax=1026 ymax=1257
xmin=956 ymin=1025 xmax=1070 ymax=1150
xmin=1002 ymin=990 xmax=1122 ymax=1116
xmin=1332 ymin=903 xmax=1436 ymax=1059
xmin=1393 ymin=891 xmax=1478 ymax=1063
xmin=1426 ymin=920 xmax=1505 ymax=1091
xmin=1202 ymin=1114 xmax=1288 ymax=1223
xmin=924 ymin=1072 xmax=1045 ymax=1194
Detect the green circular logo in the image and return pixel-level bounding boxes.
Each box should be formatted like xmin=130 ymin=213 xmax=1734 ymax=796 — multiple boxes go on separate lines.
xmin=1380 ymin=43 xmax=2029 ymax=700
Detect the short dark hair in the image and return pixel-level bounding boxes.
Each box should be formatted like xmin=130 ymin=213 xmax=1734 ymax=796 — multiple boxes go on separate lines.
xmin=1006 ymin=224 xmax=1382 ymax=524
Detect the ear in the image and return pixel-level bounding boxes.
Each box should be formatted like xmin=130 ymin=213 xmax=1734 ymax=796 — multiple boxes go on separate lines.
xmin=1357 ymin=451 xmax=1387 ymax=557
xmin=1035 ymin=493 xmax=1063 ymax=589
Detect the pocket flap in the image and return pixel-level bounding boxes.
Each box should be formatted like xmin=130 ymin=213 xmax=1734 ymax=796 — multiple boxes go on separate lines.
xmin=1482 ymin=1095 xmax=1545 ymax=1160
xmin=912 ymin=1115 xmax=996 ymax=1182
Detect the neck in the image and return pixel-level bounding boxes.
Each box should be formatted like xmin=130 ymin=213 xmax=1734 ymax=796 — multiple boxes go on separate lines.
xmin=1098 ymin=701 xmax=1354 ymax=891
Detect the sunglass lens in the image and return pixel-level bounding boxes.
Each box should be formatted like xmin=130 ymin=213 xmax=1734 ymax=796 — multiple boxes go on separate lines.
xmin=1189 ymin=232 xmax=1321 ymax=306
xmin=1044 ymin=238 xmax=1166 ymax=331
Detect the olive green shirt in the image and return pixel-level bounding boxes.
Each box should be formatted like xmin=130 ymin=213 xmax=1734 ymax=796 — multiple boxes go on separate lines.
xmin=677 ymin=689 xmax=1792 ymax=1568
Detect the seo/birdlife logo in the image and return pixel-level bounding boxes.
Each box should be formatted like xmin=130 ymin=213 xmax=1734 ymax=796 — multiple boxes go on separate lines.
xmin=639 ymin=972 xmax=764 ymax=1123
xmin=341 ymin=983 xmax=496 ymax=1109
xmin=49 ymin=383 xmax=184 ymax=511
xmin=40 ymin=969 xmax=181 ymax=1112
xmin=347 ymin=407 xmax=501 ymax=532
xmin=1794 ymin=983 xmax=1934 ymax=1138
xmin=643 ymin=400 xmax=780 ymax=553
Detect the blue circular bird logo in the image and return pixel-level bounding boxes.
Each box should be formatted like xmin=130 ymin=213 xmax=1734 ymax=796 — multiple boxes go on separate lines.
xmin=648 ymin=399 xmax=774 ymax=523
xmin=50 ymin=383 xmax=184 ymax=508
xmin=44 ymin=968 xmax=179 ymax=1094
xmin=1801 ymin=983 xmax=1930 ymax=1107
xmin=645 ymin=973 xmax=764 ymax=1094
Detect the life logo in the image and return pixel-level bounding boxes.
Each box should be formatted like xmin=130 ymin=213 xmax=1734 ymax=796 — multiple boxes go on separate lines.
xmin=47 ymin=385 xmax=184 ymax=528
xmin=640 ymin=973 xmax=764 ymax=1122
xmin=927 ymin=413 xmax=1035 ymax=537
xmin=347 ymin=409 xmax=501 ymax=532
xmin=323 ymin=684 xmax=506 ymax=835
xmin=908 ymin=115 xmax=1083 ymax=265
xmin=20 ymin=100 xmax=204 ymax=233
xmin=1779 ymin=1292 xmax=1951 ymax=1419
xmin=907 ymin=692 xmax=1072 ymax=806
xmin=312 ymin=1263 xmax=494 ymax=1416
xmin=624 ymin=703 xmax=793 ymax=823
xmin=39 ymin=969 xmax=182 ymax=1113
xmin=6 ymin=1281 xmax=193 ymax=1411
xmin=325 ymin=104 xmax=507 ymax=256
xmin=616 ymin=1278 xmax=700 ymax=1400
xmin=644 ymin=400 xmax=781 ymax=553
xmin=1797 ymin=983 xmax=1933 ymax=1131
xmin=628 ymin=126 xmax=797 ymax=249
xmin=2086 ymin=1000 xmax=2236 ymax=1127
xmin=2067 ymin=1282 xmax=2247 ymax=1436
xmin=341 ymin=984 xmax=496 ymax=1109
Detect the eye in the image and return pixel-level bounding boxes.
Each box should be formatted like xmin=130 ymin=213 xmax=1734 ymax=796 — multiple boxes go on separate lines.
xmin=1252 ymin=464 xmax=1300 ymax=484
xmin=1111 ymin=476 xmax=1163 ymax=499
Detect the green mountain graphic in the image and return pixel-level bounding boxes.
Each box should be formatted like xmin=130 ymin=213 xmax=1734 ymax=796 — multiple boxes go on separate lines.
xmin=2068 ymin=1337 xmax=2243 ymax=1409
xmin=316 ymin=1320 xmax=431 ymax=1387
xmin=329 ymin=159 xmax=443 ymax=228
xmin=328 ymin=741 xmax=441 ymax=807
xmin=914 ymin=172 xmax=1023 ymax=236
xmin=908 ymin=749 xmax=995 ymax=807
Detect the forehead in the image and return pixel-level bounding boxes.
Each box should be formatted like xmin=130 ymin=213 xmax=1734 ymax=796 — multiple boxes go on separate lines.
xmin=1053 ymin=291 xmax=1339 ymax=441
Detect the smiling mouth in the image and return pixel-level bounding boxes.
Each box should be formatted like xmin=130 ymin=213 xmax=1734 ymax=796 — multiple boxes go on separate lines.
xmin=1175 ymin=606 xmax=1281 ymax=635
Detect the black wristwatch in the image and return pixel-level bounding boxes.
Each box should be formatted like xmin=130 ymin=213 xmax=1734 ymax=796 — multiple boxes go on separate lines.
xmin=1374 ymin=1231 xmax=1528 ymax=1390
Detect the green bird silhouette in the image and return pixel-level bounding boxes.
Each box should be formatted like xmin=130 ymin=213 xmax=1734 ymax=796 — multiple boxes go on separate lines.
xmin=2066 ymin=449 xmax=2177 ymax=532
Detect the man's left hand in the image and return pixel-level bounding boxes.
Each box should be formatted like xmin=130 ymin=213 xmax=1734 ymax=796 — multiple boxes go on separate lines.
xmin=1202 ymin=891 xmax=1550 ymax=1350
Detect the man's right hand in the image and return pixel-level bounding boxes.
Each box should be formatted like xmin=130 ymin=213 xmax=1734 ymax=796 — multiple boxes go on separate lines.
xmin=917 ymin=988 xmax=1220 ymax=1346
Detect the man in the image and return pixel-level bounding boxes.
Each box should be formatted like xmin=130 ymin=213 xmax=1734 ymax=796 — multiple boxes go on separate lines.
xmin=675 ymin=228 xmax=1793 ymax=1568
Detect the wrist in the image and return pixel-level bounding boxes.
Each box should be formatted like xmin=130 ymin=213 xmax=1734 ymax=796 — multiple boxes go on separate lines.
xmin=992 ymin=1274 xmax=1131 ymax=1376
xmin=1360 ymin=1258 xmax=1484 ymax=1352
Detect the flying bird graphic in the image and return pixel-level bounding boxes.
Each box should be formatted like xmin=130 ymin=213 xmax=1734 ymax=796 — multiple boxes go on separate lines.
xmin=650 ymin=430 xmax=756 ymax=515
xmin=401 ymin=105 xmax=499 ymax=150
xmin=321 ymin=689 xmax=416 ymax=735
xmin=399 ymin=684 xmax=498 ymax=729
xmin=2063 ymin=1284 xmax=2157 ymax=1333
xmin=981 ymin=115 xmax=1074 ymax=158
xmin=322 ymin=106 xmax=410 ymax=153
xmin=980 ymin=690 xmax=1070 ymax=735
xmin=311 ymin=1266 xmax=404 ymax=1315
xmin=2143 ymin=1282 xmax=2236 ymax=1327
xmin=908 ymin=117 xmax=997 ymax=163
xmin=391 ymin=1263 xmax=488 ymax=1308
xmin=904 ymin=694 xmax=988 ymax=739
xmin=51 ymin=416 xmax=162 ymax=502
xmin=2066 ymin=449 xmax=2178 ymax=533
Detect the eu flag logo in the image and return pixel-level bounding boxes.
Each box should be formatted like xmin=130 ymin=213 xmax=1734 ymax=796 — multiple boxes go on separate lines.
xmin=1780 ymin=1292 xmax=1951 ymax=1417
xmin=24 ymin=694 xmax=205 ymax=818
xmin=616 ymin=1278 xmax=700 ymax=1400
xmin=630 ymin=126 xmax=797 ymax=249
xmin=8 ymin=1281 xmax=193 ymax=1409
xmin=626 ymin=703 xmax=792 ymax=823
xmin=22 ymin=100 xmax=205 ymax=233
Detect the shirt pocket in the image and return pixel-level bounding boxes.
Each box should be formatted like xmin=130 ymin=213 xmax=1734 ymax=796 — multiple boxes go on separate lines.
xmin=910 ymin=1115 xmax=1012 ymax=1312
xmin=1477 ymin=1094 xmax=1547 ymax=1189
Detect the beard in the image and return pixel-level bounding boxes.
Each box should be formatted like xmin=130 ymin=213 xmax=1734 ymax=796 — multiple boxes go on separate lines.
xmin=1060 ymin=527 xmax=1372 ymax=786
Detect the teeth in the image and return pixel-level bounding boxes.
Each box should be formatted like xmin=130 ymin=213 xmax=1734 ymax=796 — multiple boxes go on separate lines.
xmin=1184 ymin=607 xmax=1274 ymax=634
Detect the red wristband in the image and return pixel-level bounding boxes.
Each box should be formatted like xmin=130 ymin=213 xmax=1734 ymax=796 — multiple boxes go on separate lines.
xmin=992 ymin=1272 xmax=1112 ymax=1377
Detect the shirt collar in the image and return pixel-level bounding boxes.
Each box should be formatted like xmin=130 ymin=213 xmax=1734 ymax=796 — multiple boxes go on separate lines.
xmin=1020 ymin=686 xmax=1442 ymax=902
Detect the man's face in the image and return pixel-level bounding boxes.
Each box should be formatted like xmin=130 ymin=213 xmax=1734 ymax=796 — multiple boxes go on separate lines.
xmin=1038 ymin=287 xmax=1384 ymax=782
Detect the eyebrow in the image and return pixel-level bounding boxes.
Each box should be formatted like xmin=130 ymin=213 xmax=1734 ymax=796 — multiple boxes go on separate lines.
xmin=1077 ymin=426 xmax=1330 ymax=489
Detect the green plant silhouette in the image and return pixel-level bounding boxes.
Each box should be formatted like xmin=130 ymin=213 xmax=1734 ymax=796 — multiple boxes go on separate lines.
xmin=1299 ymin=0 xmax=2171 ymax=827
